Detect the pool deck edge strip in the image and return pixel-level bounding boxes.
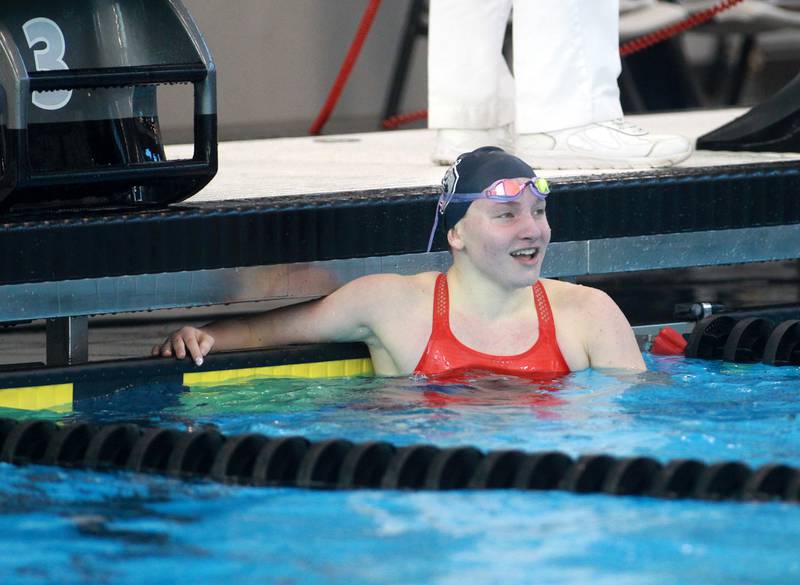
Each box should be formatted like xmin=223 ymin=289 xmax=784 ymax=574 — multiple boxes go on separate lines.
xmin=2 ymin=419 xmax=798 ymax=503
xmin=183 ymin=357 xmax=374 ymax=386
xmin=0 ymin=343 xmax=372 ymax=410
xmin=0 ymin=384 xmax=73 ymax=412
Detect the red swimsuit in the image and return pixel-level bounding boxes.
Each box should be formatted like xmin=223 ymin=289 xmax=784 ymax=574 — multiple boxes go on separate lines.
xmin=414 ymin=274 xmax=570 ymax=378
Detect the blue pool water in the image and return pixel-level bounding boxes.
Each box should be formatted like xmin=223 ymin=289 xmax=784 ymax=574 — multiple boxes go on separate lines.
xmin=1 ymin=354 xmax=799 ymax=584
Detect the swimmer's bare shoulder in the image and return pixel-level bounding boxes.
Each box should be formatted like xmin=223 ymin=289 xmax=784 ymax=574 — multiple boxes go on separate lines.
xmin=540 ymin=278 xmax=646 ymax=372
xmin=331 ymin=272 xmax=438 ymax=375
xmin=340 ymin=271 xmax=437 ymax=297
xmin=336 ymin=271 xmax=438 ymax=338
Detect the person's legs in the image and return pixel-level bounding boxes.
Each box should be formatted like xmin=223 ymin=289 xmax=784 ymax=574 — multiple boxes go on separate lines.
xmin=428 ymin=0 xmax=515 ymax=164
xmin=514 ymin=0 xmax=622 ymax=133
xmin=512 ymin=0 xmax=692 ymax=169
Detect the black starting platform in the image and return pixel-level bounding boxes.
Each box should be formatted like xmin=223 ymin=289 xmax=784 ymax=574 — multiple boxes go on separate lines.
xmin=0 ymin=0 xmax=216 ymax=211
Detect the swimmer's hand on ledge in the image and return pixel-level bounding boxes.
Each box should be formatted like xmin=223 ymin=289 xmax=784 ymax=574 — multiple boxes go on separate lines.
xmin=152 ymin=326 xmax=215 ymax=366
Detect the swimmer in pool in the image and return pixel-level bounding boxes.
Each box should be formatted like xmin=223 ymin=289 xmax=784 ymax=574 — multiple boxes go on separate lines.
xmin=153 ymin=147 xmax=645 ymax=376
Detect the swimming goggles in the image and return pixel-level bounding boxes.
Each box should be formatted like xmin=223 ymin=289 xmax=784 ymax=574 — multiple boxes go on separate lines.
xmin=426 ymin=177 xmax=551 ymax=252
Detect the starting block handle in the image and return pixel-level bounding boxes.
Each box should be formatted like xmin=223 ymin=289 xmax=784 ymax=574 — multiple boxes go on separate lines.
xmin=28 ymin=63 xmax=208 ymax=92
xmin=25 ymin=160 xmax=212 ymax=188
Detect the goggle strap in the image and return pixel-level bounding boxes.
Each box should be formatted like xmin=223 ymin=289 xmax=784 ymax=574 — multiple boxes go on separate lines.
xmin=426 ymin=211 xmax=440 ymax=253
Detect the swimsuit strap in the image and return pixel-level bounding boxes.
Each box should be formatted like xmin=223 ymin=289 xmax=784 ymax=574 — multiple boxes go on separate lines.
xmin=435 ymin=274 xmax=554 ymax=343
xmin=532 ymin=280 xmax=557 ymax=342
xmin=432 ymin=273 xmax=450 ymax=332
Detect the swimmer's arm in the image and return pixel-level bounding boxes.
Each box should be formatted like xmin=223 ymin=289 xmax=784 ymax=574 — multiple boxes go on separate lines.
xmin=224 ymin=277 xmax=380 ymax=349
xmin=583 ymin=290 xmax=646 ymax=372
xmin=154 ymin=275 xmax=384 ymax=361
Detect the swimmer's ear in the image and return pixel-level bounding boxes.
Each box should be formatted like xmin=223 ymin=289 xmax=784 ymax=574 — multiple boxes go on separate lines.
xmin=447 ymin=225 xmax=466 ymax=251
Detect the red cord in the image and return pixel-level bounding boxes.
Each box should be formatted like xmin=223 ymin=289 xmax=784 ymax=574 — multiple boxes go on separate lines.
xmin=620 ymin=0 xmax=745 ymax=56
xmin=382 ymin=110 xmax=428 ymax=129
xmin=382 ymin=0 xmax=746 ymax=130
xmin=308 ymin=0 xmax=382 ymax=135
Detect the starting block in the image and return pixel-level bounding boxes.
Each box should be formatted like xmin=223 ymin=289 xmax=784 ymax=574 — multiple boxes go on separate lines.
xmin=0 ymin=0 xmax=216 ymax=211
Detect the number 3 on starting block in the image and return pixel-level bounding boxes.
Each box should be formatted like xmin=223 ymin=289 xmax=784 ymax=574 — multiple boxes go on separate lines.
xmin=22 ymin=17 xmax=72 ymax=111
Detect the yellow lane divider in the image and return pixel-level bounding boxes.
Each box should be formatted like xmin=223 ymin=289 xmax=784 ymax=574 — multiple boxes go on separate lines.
xmin=0 ymin=384 xmax=73 ymax=413
xmin=184 ymin=358 xmax=374 ymax=387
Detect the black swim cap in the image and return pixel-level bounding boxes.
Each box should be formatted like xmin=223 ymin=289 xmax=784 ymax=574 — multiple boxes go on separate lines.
xmin=441 ymin=147 xmax=537 ymax=230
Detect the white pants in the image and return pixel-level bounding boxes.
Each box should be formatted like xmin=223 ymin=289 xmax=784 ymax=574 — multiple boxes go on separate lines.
xmin=428 ymin=0 xmax=623 ymax=133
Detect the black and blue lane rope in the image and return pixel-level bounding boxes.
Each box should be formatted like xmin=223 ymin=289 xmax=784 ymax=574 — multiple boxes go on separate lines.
xmin=686 ymin=316 xmax=800 ymax=366
xmin=1 ymin=418 xmax=799 ymax=503
xmin=763 ymin=320 xmax=800 ymax=367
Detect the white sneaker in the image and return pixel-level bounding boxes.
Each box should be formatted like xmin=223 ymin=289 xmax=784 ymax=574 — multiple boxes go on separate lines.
xmin=619 ymin=0 xmax=656 ymax=13
xmin=515 ymin=119 xmax=693 ymax=170
xmin=431 ymin=125 xmax=513 ymax=166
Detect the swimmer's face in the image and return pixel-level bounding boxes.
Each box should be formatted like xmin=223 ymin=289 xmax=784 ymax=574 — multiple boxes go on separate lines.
xmin=449 ymin=188 xmax=550 ymax=287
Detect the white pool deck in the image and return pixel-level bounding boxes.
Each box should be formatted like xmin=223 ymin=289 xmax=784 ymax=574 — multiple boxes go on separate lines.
xmin=172 ymin=108 xmax=800 ymax=204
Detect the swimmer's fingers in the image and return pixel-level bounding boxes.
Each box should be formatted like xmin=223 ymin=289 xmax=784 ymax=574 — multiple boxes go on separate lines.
xmin=198 ymin=333 xmax=215 ymax=359
xmin=169 ymin=331 xmax=188 ymax=359
xmin=160 ymin=327 xmax=192 ymax=359
xmin=184 ymin=330 xmax=215 ymax=366
xmin=161 ymin=340 xmax=174 ymax=357
xmin=151 ymin=338 xmax=175 ymax=358
xmin=151 ymin=327 xmax=213 ymax=363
